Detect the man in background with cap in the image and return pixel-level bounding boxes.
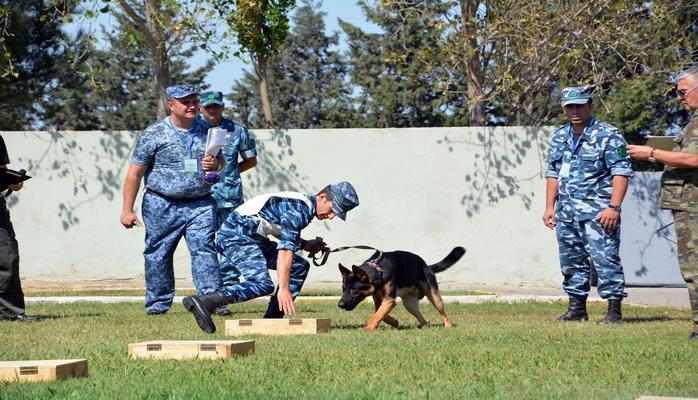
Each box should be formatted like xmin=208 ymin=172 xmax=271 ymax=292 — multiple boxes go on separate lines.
xmin=542 ymin=86 xmax=633 ymax=323
xmin=627 ymin=65 xmax=698 ymax=338
xmin=182 ymin=182 xmax=359 ymax=333
xmin=121 ymin=85 xmax=223 ymax=315
xmin=198 ymin=90 xmax=258 ymax=316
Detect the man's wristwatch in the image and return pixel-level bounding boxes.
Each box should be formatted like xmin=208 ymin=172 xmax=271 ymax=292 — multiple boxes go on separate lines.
xmin=609 ymin=204 xmax=622 ymax=213
xmin=648 ymin=148 xmax=656 ymax=163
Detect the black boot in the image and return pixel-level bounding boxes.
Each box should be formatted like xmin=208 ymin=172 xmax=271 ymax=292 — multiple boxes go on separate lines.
xmin=598 ymin=298 xmax=622 ymax=324
xmin=182 ymin=292 xmax=230 ymax=333
xmin=263 ymin=295 xmax=285 ymax=319
xmin=558 ymin=296 xmax=588 ymax=321
xmin=213 ymin=306 xmax=232 ymax=316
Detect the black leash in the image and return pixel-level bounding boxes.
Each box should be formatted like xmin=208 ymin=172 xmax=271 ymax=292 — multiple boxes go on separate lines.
xmin=309 ymin=244 xmax=383 ymax=267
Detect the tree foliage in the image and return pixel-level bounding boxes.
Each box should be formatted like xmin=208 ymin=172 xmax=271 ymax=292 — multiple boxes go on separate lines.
xmin=228 ymin=0 xmax=357 ymax=129
xmin=0 ymin=0 xmax=74 ymax=130
xmin=43 ymin=14 xmax=214 ymax=131
xmin=383 ymin=0 xmax=697 ymax=132
xmin=340 ymin=1 xmax=468 ymax=128
xmin=210 ymin=0 xmax=296 ymax=127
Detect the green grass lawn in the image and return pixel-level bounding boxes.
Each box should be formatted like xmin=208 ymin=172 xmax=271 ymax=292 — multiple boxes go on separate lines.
xmin=1 ymin=300 xmax=696 ymax=399
xmin=21 ymin=288 xmax=485 ymax=297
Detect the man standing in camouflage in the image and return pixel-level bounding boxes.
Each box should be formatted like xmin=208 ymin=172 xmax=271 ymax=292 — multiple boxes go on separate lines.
xmin=198 ymin=90 xmax=258 ymax=316
xmin=121 ymin=85 xmax=223 ymax=315
xmin=628 ymin=65 xmax=698 ymax=338
xmin=543 ymin=86 xmax=633 ymax=323
xmin=183 ymin=182 xmax=359 ymax=333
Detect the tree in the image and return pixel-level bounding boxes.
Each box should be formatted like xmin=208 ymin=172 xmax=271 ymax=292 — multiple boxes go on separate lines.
xmin=214 ymin=0 xmax=296 ymax=127
xmin=0 ymin=0 xmax=73 ymax=129
xmin=384 ymin=0 xmax=694 ymax=127
xmin=228 ymin=0 xmax=358 ymax=129
xmin=340 ymin=1 xmax=467 ymax=128
xmin=43 ymin=13 xmax=214 ymax=131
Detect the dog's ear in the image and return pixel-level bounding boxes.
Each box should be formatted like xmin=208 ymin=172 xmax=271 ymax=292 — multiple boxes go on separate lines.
xmin=338 ymin=263 xmax=351 ymax=277
xmin=351 ymin=265 xmax=372 ymax=283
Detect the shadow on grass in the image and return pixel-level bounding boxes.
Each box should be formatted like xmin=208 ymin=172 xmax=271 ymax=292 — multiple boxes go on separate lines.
xmin=34 ymin=312 xmax=106 ymax=319
xmin=622 ymin=316 xmax=677 ymax=323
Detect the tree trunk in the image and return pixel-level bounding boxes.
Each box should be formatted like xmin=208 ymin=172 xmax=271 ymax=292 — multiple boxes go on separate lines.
xmin=459 ymin=0 xmax=486 ymax=126
xmin=145 ymin=0 xmax=170 ymax=120
xmin=256 ymin=56 xmax=274 ymax=128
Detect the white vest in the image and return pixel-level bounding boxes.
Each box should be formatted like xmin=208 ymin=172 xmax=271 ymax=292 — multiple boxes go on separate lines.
xmin=234 ymin=191 xmax=312 ymax=238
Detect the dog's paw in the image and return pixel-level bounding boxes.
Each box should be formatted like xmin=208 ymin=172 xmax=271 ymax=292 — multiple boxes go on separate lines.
xmin=364 ymin=325 xmax=377 ymax=332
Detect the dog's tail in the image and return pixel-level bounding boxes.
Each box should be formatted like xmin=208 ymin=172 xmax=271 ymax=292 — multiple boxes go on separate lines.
xmin=429 ymin=246 xmax=466 ymax=273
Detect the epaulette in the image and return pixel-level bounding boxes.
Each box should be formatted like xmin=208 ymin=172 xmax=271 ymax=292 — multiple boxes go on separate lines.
xmin=223 ymin=118 xmax=248 ymax=130
xmin=596 ymin=120 xmax=619 ymax=132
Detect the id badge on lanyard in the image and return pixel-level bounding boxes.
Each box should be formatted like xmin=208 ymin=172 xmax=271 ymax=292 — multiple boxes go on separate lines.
xmin=559 ymin=126 xmax=582 ymax=180
xmin=168 ymin=118 xmax=197 ymax=174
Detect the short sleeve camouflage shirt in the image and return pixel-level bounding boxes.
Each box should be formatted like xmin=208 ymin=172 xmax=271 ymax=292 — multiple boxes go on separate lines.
xmin=546 ymin=117 xmax=633 ymax=221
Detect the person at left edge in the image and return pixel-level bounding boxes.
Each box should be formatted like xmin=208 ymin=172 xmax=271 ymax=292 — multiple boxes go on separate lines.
xmin=120 ymin=85 xmax=223 ymax=315
xmin=199 ymin=90 xmax=257 ymax=316
xmin=0 ymin=134 xmax=39 ymax=322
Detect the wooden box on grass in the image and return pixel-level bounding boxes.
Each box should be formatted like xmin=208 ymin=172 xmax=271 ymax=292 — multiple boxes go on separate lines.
xmin=225 ymin=318 xmax=331 ymax=336
xmin=128 ymin=340 xmax=255 ymax=360
xmin=0 ymin=359 xmax=88 ymax=382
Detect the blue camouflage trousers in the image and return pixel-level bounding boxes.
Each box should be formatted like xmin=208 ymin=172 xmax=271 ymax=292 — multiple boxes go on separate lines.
xmin=216 ymin=233 xmax=310 ymax=303
xmin=142 ymin=193 xmax=221 ymax=313
xmin=556 ymin=218 xmax=627 ymax=299
xmin=215 ymin=207 xmax=241 ymax=287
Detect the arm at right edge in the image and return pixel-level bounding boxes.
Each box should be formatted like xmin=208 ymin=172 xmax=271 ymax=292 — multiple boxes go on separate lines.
xmin=120 ymin=163 xmax=148 ymax=229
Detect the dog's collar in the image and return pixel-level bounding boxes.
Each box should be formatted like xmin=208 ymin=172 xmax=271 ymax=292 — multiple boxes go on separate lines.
xmin=360 ymin=261 xmax=383 ymax=288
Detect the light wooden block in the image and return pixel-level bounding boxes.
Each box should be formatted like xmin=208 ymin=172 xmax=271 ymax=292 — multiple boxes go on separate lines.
xmin=128 ymin=340 xmax=255 ymax=360
xmin=225 ymin=318 xmax=331 ymax=336
xmin=0 ymin=359 xmax=88 ymax=382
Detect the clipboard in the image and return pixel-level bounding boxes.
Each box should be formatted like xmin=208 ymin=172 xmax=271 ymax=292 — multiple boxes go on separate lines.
xmin=0 ymin=169 xmax=31 ymax=186
xmin=644 ymin=136 xmax=676 ymax=151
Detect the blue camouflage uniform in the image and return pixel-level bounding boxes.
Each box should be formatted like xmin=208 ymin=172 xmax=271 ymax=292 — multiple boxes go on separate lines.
xmin=132 ymin=102 xmax=221 ymax=313
xmin=201 ymin=116 xmax=257 ymax=286
xmin=215 ymin=195 xmax=315 ymax=303
xmin=546 ymin=116 xmax=634 ymax=299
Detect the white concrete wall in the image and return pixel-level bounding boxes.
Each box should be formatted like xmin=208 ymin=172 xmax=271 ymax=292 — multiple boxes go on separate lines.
xmin=2 ymin=127 xmax=679 ymax=290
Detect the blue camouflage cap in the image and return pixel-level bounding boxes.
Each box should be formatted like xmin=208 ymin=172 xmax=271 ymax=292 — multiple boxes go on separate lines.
xmin=560 ymin=86 xmax=593 ymax=106
xmin=329 ymin=181 xmax=359 ymax=221
xmin=200 ymin=90 xmax=224 ymax=107
xmin=165 ymin=85 xmax=198 ymax=99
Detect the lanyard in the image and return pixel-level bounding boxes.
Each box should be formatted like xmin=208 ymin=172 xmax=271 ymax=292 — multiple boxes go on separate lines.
xmin=166 ymin=117 xmax=196 ymax=158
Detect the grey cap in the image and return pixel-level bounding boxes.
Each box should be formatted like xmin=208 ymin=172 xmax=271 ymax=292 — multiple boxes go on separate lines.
xmin=560 ymin=86 xmax=593 ymax=106
xmin=165 ymin=85 xmax=198 ymax=99
xmin=329 ymin=181 xmax=359 ymax=221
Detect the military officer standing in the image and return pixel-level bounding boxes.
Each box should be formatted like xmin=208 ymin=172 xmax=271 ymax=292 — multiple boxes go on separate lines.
xmin=628 ymin=65 xmax=698 ymax=338
xmin=198 ymin=90 xmax=257 ymax=316
xmin=183 ymin=182 xmax=359 ymax=333
xmin=121 ymin=85 xmax=223 ymax=315
xmin=543 ymin=86 xmax=633 ymax=323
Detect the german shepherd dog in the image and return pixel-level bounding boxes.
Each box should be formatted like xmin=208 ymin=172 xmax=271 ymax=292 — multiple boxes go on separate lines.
xmin=338 ymin=247 xmax=466 ymax=331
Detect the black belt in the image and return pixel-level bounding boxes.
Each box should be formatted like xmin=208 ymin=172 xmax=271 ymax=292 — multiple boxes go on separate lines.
xmin=145 ymin=189 xmax=210 ymax=202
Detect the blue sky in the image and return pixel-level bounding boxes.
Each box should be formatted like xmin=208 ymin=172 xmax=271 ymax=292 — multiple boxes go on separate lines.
xmin=202 ymin=1 xmax=381 ymax=92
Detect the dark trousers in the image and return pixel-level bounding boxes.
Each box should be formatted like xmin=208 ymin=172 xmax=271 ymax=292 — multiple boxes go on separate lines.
xmin=0 ymin=198 xmax=24 ymax=318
